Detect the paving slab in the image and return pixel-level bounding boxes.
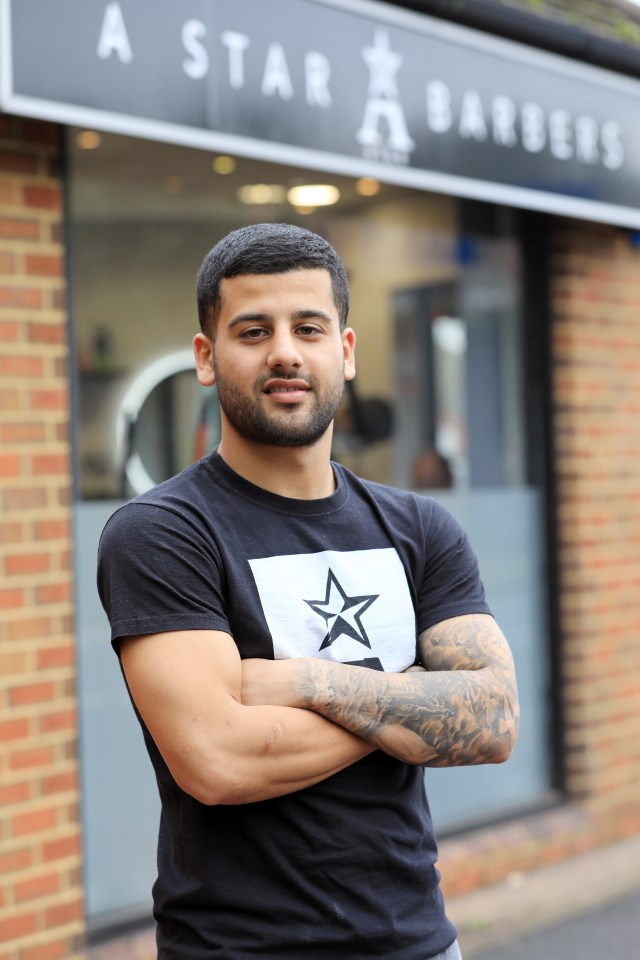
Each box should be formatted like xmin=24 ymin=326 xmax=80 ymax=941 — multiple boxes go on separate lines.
xmin=448 ymin=835 xmax=640 ymax=957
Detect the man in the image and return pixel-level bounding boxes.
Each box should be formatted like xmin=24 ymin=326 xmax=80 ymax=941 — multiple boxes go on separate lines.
xmin=98 ymin=222 xmax=519 ymax=959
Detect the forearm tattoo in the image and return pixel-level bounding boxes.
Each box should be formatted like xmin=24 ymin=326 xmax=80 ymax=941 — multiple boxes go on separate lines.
xmin=300 ymin=615 xmax=519 ymax=767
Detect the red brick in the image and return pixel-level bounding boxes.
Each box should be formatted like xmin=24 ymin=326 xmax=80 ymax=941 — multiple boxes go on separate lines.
xmin=30 ymin=453 xmax=69 ymax=476
xmin=25 ymin=253 xmax=64 ymax=277
xmin=0 ymin=151 xmax=38 ymax=174
xmin=10 ymin=745 xmax=56 ymax=773
xmin=0 ymin=650 xmax=30 ymax=677
xmin=39 ymin=707 xmax=77 ymax=734
xmin=48 ymin=286 xmax=65 ymax=311
xmin=0 ymin=114 xmax=19 ymax=134
xmin=41 ymin=770 xmax=78 ymax=796
xmin=53 ymin=356 xmax=68 ymax=378
xmin=0 ymin=717 xmax=30 ymax=740
xmin=3 ymin=487 xmax=48 ymax=510
xmin=0 ymin=355 xmax=45 ymax=377
xmin=0 ymin=386 xmax=23 ymax=410
xmin=33 ymin=518 xmax=70 ymax=541
xmin=27 ymin=321 xmax=66 ymax=345
xmin=9 ymin=682 xmax=55 ymax=707
xmin=0 ymin=285 xmax=43 ymax=308
xmin=41 ymin=832 xmax=81 ymax=863
xmin=5 ymin=614 xmax=53 ymax=642
xmin=0 ymin=520 xmax=25 ymax=543
xmin=58 ymin=485 xmax=72 ymax=507
xmin=0 ymin=251 xmax=16 ymax=272
xmin=0 ymin=452 xmax=21 ymax=477
xmin=35 ymin=582 xmax=73 ymax=606
xmin=55 ymin=420 xmax=69 ymax=443
xmin=0 ymin=912 xmax=37 ymax=943
xmin=37 ymin=645 xmax=75 ymax=670
xmin=0 ymin=218 xmax=40 ymax=240
xmin=21 ymin=120 xmax=62 ymax=147
xmin=0 ymin=781 xmax=31 ymax=805
xmin=6 ymin=552 xmax=49 ymax=575
xmin=0 ymin=178 xmax=15 ymax=203
xmin=19 ymin=939 xmax=69 ymax=960
xmin=0 ymin=848 xmax=32 ymax=874
xmin=12 ymin=804 xmax=58 ymax=837
xmin=44 ymin=897 xmax=84 ymax=929
xmin=14 ymin=872 xmax=59 ymax=903
xmin=1 ymin=422 xmax=46 ymax=443
xmin=0 ymin=318 xmax=19 ymax=339
xmin=0 ymin=586 xmax=26 ymax=608
xmin=30 ymin=387 xmax=68 ymax=410
xmin=23 ymin=184 xmax=61 ymax=211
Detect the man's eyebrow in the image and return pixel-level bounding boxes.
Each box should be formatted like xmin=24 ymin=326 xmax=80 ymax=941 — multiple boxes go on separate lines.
xmin=291 ymin=309 xmax=335 ymax=324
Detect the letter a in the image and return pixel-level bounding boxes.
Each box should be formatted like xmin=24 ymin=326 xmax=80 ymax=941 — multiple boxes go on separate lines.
xmin=97 ymin=2 xmax=133 ymax=64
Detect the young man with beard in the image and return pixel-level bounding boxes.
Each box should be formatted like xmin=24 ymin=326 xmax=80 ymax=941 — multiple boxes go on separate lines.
xmin=98 ymin=222 xmax=519 ymax=960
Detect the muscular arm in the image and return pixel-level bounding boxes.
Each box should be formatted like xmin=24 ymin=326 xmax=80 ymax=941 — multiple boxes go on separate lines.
xmin=120 ymin=629 xmax=373 ymax=806
xmin=242 ymin=613 xmax=519 ymax=767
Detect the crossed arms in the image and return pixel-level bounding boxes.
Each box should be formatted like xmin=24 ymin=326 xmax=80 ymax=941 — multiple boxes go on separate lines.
xmin=120 ymin=612 xmax=519 ymax=805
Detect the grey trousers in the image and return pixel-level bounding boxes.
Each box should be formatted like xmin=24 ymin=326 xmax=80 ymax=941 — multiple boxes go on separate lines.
xmin=431 ymin=940 xmax=463 ymax=960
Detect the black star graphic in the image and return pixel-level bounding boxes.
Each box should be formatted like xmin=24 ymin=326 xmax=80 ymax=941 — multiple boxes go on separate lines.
xmin=304 ymin=569 xmax=379 ymax=652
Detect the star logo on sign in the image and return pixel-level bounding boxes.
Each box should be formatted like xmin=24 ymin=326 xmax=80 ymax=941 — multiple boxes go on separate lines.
xmin=304 ymin=569 xmax=379 ymax=651
xmin=361 ymin=29 xmax=403 ymax=99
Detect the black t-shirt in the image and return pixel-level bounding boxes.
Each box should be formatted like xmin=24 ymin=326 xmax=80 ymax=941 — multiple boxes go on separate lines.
xmin=98 ymin=452 xmax=491 ymax=959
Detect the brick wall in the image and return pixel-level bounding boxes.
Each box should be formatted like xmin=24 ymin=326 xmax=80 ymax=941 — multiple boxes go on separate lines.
xmin=0 ymin=116 xmax=85 ymax=960
xmin=551 ymin=223 xmax=640 ymax=817
xmin=440 ymin=220 xmax=640 ymax=896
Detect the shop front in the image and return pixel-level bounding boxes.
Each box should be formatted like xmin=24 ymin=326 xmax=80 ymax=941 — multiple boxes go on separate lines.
xmin=2 ymin=0 xmax=640 ymax=945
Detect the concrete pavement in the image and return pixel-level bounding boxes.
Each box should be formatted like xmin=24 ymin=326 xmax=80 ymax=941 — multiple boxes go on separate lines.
xmin=448 ymin=834 xmax=640 ymax=957
xmin=471 ymin=887 xmax=640 ymax=959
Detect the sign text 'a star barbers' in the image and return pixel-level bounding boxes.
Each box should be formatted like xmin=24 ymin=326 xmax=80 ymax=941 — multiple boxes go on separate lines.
xmin=2 ymin=0 xmax=640 ymax=225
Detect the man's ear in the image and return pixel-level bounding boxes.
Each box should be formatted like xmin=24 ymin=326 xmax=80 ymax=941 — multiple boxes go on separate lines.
xmin=193 ymin=333 xmax=215 ymax=386
xmin=342 ymin=327 xmax=356 ymax=382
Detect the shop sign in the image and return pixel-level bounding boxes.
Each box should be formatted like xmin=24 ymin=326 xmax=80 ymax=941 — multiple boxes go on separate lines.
xmin=2 ymin=0 xmax=640 ymax=225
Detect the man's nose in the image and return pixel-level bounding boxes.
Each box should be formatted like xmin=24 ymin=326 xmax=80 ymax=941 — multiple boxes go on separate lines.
xmin=266 ymin=330 xmax=303 ymax=369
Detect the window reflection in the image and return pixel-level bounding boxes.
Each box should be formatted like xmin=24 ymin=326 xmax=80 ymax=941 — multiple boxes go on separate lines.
xmin=70 ymin=131 xmax=524 ymax=498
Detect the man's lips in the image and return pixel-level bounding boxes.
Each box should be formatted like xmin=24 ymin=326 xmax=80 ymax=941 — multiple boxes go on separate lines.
xmin=262 ymin=379 xmax=310 ymax=402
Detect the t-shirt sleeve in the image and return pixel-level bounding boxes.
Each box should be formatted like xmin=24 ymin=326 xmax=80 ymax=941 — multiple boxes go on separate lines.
xmin=415 ymin=497 xmax=492 ymax=633
xmin=97 ymin=501 xmax=232 ymax=650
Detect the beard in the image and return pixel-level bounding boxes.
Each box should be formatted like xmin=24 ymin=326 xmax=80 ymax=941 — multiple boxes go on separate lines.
xmin=212 ymin=361 xmax=345 ymax=448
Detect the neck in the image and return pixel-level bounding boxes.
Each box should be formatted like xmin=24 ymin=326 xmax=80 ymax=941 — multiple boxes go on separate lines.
xmin=217 ymin=429 xmax=336 ymax=500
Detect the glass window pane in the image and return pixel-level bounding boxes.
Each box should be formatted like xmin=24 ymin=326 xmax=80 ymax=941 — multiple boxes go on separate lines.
xmin=68 ymin=130 xmax=551 ymax=923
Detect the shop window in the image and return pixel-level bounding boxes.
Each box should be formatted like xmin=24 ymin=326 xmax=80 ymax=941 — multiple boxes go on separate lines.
xmin=69 ymin=130 xmax=551 ymax=931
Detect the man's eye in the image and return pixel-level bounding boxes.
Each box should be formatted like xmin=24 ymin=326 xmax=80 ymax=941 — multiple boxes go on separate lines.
xmin=297 ymin=325 xmax=322 ymax=337
xmin=241 ymin=327 xmax=267 ymax=339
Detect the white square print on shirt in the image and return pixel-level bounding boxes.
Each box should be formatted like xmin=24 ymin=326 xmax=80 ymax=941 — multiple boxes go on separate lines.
xmin=248 ymin=548 xmax=416 ymax=672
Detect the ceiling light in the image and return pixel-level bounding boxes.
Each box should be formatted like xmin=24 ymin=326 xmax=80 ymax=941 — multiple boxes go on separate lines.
xmin=163 ymin=175 xmax=187 ymax=194
xmin=432 ymin=316 xmax=468 ymax=355
xmin=287 ymin=184 xmax=340 ymax=208
xmin=212 ymin=155 xmax=236 ymax=174
xmin=76 ymin=130 xmax=102 ymax=150
xmin=355 ymin=177 xmax=381 ymax=197
xmin=237 ymin=184 xmax=287 ymax=205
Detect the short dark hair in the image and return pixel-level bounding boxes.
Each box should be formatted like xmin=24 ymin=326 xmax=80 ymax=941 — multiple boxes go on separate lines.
xmin=196 ymin=223 xmax=350 ymax=335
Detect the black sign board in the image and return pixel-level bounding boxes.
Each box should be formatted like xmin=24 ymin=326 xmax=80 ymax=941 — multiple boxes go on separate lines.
xmin=2 ymin=0 xmax=640 ymax=225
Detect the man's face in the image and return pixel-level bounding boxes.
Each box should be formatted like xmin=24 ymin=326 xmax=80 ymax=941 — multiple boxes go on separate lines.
xmin=199 ymin=269 xmax=355 ymax=448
